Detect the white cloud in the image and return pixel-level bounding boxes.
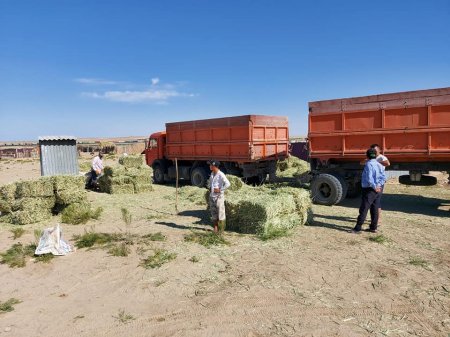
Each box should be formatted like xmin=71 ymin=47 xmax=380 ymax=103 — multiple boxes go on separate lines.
xmin=83 ymin=88 xmax=194 ymax=103
xmin=151 ymin=77 xmax=160 ymax=86
xmin=75 ymin=78 xmax=119 ymax=85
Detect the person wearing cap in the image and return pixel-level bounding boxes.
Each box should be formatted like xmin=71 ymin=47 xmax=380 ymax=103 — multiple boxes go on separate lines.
xmin=370 ymin=144 xmax=390 ymax=227
xmin=209 ymin=160 xmax=231 ymax=233
xmin=351 ymin=148 xmax=386 ymax=233
xmin=89 ymin=151 xmax=104 ymax=188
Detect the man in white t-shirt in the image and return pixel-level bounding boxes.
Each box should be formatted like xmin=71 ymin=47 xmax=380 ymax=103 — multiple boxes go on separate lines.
xmin=88 ymin=152 xmax=104 ymax=188
xmin=370 ymin=144 xmax=390 ymax=226
xmin=208 ymin=160 xmax=231 ymax=234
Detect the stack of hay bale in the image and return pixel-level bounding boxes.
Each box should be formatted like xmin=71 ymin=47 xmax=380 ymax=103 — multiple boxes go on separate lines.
xmin=203 ymin=174 xmax=311 ymax=235
xmin=98 ymin=155 xmax=153 ymax=194
xmin=0 ymin=175 xmax=87 ymax=225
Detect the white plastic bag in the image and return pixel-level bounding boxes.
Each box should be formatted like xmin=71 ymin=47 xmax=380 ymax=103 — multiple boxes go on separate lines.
xmin=35 ymin=224 xmax=72 ymax=256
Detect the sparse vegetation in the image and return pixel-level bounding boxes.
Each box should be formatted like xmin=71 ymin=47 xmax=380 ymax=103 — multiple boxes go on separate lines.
xmin=73 ymin=231 xmax=125 ymax=249
xmin=108 ymin=242 xmax=131 ymax=257
xmin=184 ymin=231 xmax=230 ymax=247
xmin=189 ymin=255 xmax=200 ymax=263
xmin=141 ymin=232 xmax=166 ymax=242
xmin=0 ymin=298 xmax=21 ymax=313
xmin=10 ymin=227 xmax=25 ymax=239
xmin=121 ymin=207 xmax=132 ymax=227
xmin=0 ymin=243 xmax=36 ymax=268
xmin=140 ymin=249 xmax=176 ymax=269
xmin=113 ymin=309 xmax=135 ymax=324
xmin=34 ymin=253 xmax=55 ymax=263
xmin=368 ymin=234 xmax=389 ymax=244
xmin=409 ymin=257 xmax=429 ymax=269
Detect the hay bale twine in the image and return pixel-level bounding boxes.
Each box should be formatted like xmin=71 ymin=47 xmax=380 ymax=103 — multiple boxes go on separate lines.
xmin=118 ymin=155 xmax=143 ymax=168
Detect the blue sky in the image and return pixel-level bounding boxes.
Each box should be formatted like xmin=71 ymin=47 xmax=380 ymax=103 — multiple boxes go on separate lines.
xmin=1 ymin=0 xmax=449 ymax=141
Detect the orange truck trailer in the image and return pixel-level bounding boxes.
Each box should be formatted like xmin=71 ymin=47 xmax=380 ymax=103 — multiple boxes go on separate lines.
xmin=308 ymin=87 xmax=450 ymax=205
xmin=144 ymin=115 xmax=289 ymax=186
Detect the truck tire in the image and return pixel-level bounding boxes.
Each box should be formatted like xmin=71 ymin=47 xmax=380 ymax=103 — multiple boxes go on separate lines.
xmin=191 ymin=167 xmax=209 ymax=187
xmin=153 ymin=165 xmax=165 ymax=184
xmin=399 ymin=175 xmax=437 ymax=186
xmin=311 ymin=173 xmax=344 ymax=206
xmin=330 ymin=173 xmax=348 ymax=203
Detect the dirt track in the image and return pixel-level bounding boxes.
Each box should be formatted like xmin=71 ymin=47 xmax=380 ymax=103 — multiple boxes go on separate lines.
xmin=0 ymin=159 xmax=449 ymax=337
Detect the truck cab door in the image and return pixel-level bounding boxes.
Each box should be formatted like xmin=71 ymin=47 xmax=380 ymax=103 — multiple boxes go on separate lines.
xmin=145 ymin=137 xmax=159 ymax=166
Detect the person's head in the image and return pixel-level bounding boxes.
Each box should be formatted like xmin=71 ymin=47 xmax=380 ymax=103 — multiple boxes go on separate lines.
xmin=366 ymin=148 xmax=377 ymax=160
xmin=98 ymin=152 xmax=104 ymax=159
xmin=208 ymin=160 xmax=220 ymax=173
xmin=370 ymin=144 xmax=380 ymax=155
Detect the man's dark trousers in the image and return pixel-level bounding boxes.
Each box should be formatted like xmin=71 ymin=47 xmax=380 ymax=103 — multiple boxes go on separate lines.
xmin=354 ymin=187 xmax=379 ymax=231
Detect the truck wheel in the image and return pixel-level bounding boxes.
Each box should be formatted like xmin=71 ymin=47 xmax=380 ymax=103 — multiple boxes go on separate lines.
xmin=153 ymin=165 xmax=165 ymax=184
xmin=330 ymin=173 xmax=348 ymax=203
xmin=311 ymin=174 xmax=344 ymax=205
xmin=399 ymin=175 xmax=437 ymax=186
xmin=191 ymin=167 xmax=208 ymax=187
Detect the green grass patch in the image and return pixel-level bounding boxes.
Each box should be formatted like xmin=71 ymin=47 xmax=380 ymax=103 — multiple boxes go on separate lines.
xmin=73 ymin=231 xmax=125 ymax=249
xmin=10 ymin=227 xmax=25 ymax=240
xmin=108 ymin=242 xmax=130 ymax=257
xmin=368 ymin=234 xmax=389 ymax=244
xmin=0 ymin=243 xmax=36 ymax=268
xmin=0 ymin=298 xmax=21 ymax=313
xmin=61 ymin=203 xmax=103 ymax=225
xmin=142 ymin=232 xmax=166 ymax=242
xmin=34 ymin=253 xmax=55 ymax=263
xmin=140 ymin=249 xmax=176 ymax=269
xmin=184 ymin=231 xmax=230 ymax=248
xmin=113 ymin=309 xmax=135 ymax=324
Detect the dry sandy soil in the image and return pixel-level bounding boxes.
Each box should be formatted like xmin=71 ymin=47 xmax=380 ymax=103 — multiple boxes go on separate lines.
xmin=0 ymin=158 xmax=449 ymax=337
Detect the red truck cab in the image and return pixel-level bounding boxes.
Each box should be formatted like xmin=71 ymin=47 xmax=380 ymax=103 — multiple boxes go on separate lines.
xmin=145 ymin=131 xmax=166 ymax=168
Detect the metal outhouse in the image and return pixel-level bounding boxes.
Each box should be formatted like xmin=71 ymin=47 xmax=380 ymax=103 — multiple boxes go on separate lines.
xmin=39 ymin=136 xmax=79 ymax=176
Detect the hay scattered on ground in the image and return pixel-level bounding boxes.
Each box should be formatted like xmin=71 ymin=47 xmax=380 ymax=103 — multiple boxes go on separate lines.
xmin=61 ymin=202 xmax=103 ymax=225
xmin=179 ymin=186 xmax=208 ymax=205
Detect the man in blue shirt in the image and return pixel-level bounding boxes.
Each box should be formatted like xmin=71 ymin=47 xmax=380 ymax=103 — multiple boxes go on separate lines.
xmin=352 ymin=148 xmax=386 ymax=233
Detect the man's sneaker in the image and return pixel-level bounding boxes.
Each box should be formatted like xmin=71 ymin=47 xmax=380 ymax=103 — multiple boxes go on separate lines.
xmin=349 ymin=229 xmax=362 ymax=234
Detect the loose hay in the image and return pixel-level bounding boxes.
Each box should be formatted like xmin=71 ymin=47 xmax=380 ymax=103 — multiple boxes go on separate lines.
xmin=179 ymin=186 xmax=208 ymax=205
xmin=276 ymin=156 xmax=310 ymax=178
xmin=118 ymin=155 xmax=144 ymax=168
xmin=61 ymin=202 xmax=103 ymax=225
xmin=226 ymin=175 xmax=244 ymax=191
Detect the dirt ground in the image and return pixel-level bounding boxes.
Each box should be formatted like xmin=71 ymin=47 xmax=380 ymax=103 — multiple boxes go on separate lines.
xmin=0 ymin=158 xmax=449 ymax=337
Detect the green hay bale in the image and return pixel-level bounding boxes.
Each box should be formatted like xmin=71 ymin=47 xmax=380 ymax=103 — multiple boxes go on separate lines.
xmin=10 ymin=209 xmax=52 ymax=225
xmin=0 ymin=183 xmax=17 ymax=203
xmin=226 ymin=175 xmax=243 ymax=191
xmin=12 ymin=197 xmax=56 ymax=212
xmin=108 ymin=184 xmax=135 ymax=194
xmin=0 ymin=214 xmax=12 ymax=224
xmin=15 ymin=177 xmax=54 ymax=198
xmin=0 ymin=200 xmax=12 ymax=213
xmin=134 ymin=183 xmax=153 ymax=193
xmin=53 ymin=175 xmax=85 ymax=191
xmin=103 ymin=165 xmax=127 ymax=177
xmin=223 ymin=186 xmax=311 ymax=234
xmin=118 ymin=155 xmax=143 ymax=168
xmin=55 ymin=189 xmax=87 ymax=205
xmin=126 ymin=167 xmax=152 ymax=185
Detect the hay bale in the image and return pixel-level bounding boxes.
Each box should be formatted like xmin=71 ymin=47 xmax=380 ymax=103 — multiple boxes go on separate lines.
xmin=108 ymin=184 xmax=135 ymax=194
xmin=10 ymin=209 xmax=52 ymax=225
xmin=0 ymin=200 xmax=12 ymax=213
xmin=118 ymin=155 xmax=143 ymax=168
xmin=15 ymin=178 xmax=54 ymax=198
xmin=134 ymin=183 xmax=153 ymax=193
xmin=0 ymin=214 xmax=12 ymax=224
xmin=61 ymin=201 xmax=102 ymax=225
xmin=103 ymin=165 xmax=127 ymax=177
xmin=55 ymin=190 xmax=87 ymax=205
xmin=52 ymin=175 xmax=87 ymax=205
xmin=226 ymin=175 xmax=243 ymax=191
xmin=12 ymin=197 xmax=56 ymax=212
xmin=224 ymin=186 xmax=311 ymax=234
xmin=0 ymin=183 xmax=17 ymax=203
xmin=127 ymin=167 xmax=152 ymax=185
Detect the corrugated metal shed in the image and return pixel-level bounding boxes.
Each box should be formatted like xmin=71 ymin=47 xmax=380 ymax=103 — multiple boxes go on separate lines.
xmin=39 ymin=136 xmax=79 ymax=176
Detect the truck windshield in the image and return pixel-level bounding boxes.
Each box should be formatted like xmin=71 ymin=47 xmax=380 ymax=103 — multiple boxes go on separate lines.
xmin=149 ymin=138 xmax=157 ymax=149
